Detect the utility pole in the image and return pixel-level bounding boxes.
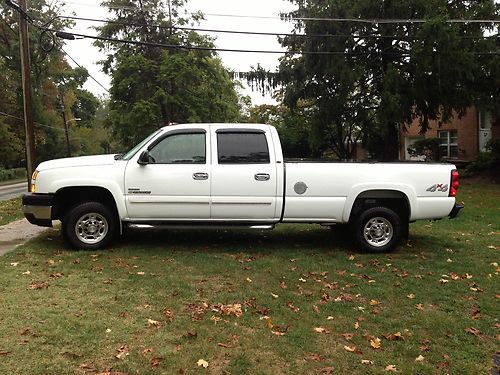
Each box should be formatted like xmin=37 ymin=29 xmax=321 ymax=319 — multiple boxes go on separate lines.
xmin=59 ymin=91 xmax=71 ymax=157
xmin=17 ymin=0 xmax=36 ymax=190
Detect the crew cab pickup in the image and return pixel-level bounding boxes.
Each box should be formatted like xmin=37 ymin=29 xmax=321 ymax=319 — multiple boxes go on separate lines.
xmin=22 ymin=123 xmax=463 ymax=252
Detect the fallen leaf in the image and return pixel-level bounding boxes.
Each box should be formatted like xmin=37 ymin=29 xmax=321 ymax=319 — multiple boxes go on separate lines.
xmin=342 ymin=332 xmax=354 ymax=341
xmin=115 ymin=345 xmax=129 ymax=360
xmin=415 ymin=304 xmax=424 ymax=310
xmin=313 ymin=327 xmax=330 ymax=334
xmin=22 ymin=271 xmax=31 ymax=275
xmin=287 ymin=301 xmax=300 ymax=313
xmin=147 ymin=319 xmax=160 ymax=327
xmin=245 ymin=277 xmax=252 ymax=283
xmin=271 ymin=330 xmax=286 ymax=336
xmin=415 ymin=355 xmax=425 ymax=362
xmin=385 ymin=364 xmax=397 ymax=372
xmin=150 ymin=357 xmax=162 ymax=368
xmin=137 ymin=271 xmax=145 ymax=275
xmin=383 ymin=332 xmax=404 ymax=341
xmin=271 ymin=293 xmax=279 ymax=299
xmin=369 ymin=299 xmax=381 ymax=306
xmin=10 ymin=262 xmax=19 ymax=267
xmin=370 ymin=338 xmax=381 ymax=349
xmin=106 ymin=328 xmax=111 ymax=333
xmin=318 ymin=367 xmax=334 ymax=374
xmin=464 ymin=327 xmax=481 ymax=336
xmin=354 ymin=322 xmax=360 ymax=330
xmin=407 ymin=293 xmax=415 ymax=299
xmin=163 ymin=308 xmax=174 ymax=322
xmin=439 ymin=279 xmax=449 ymax=284
xmin=304 ymin=353 xmax=323 ymax=362
xmin=196 ymin=359 xmax=209 ymax=368
xmin=0 ymin=351 xmax=12 ymax=356
xmin=299 ymin=277 xmax=307 ymax=283
xmin=327 ymin=316 xmax=334 ymax=320
xmin=361 ymin=359 xmax=374 ymax=365
xmin=217 ymin=342 xmax=231 ymax=348
xmin=344 ymin=345 xmax=356 ymax=352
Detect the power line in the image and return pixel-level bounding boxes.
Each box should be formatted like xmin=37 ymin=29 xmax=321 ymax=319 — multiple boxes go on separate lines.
xmin=0 ymin=110 xmax=86 ymax=141
xmin=43 ymin=27 xmax=500 ymax=56
xmin=60 ymin=2 xmax=500 ymax=24
xmin=192 ymin=12 xmax=500 ymax=24
xmin=57 ymin=43 xmax=110 ymax=93
xmin=56 ymin=15 xmax=499 ymax=40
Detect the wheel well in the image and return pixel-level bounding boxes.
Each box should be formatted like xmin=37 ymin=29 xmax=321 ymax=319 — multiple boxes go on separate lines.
xmin=53 ymin=186 xmax=119 ymax=221
xmin=349 ymin=190 xmax=410 ymax=223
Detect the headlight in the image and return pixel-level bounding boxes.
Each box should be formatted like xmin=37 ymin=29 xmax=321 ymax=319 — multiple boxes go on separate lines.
xmin=31 ymin=170 xmax=39 ymax=193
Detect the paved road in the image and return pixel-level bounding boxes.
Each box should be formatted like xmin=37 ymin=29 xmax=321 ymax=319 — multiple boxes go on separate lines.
xmin=0 ymin=182 xmax=28 ymax=201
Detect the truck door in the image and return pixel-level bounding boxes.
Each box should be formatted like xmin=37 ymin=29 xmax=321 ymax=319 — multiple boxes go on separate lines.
xmin=124 ymin=128 xmax=211 ymax=220
xmin=210 ymin=127 xmax=278 ymax=220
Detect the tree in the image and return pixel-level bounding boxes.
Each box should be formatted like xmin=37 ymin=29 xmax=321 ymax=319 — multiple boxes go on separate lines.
xmin=0 ymin=0 xmax=107 ymax=166
xmin=95 ymin=0 xmax=242 ymax=147
xmin=248 ymin=0 xmax=499 ymax=160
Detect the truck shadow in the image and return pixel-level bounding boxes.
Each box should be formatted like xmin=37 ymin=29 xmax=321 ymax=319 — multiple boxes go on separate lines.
xmin=115 ymin=224 xmax=355 ymax=254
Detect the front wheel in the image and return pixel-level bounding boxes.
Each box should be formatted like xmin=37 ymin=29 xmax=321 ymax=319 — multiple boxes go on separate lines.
xmin=353 ymin=206 xmax=402 ymax=252
xmin=62 ymin=202 xmax=116 ymax=250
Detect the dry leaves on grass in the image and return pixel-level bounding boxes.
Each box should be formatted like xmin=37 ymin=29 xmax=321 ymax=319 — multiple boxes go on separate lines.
xmin=196 ymin=359 xmax=209 ymax=368
xmin=385 ymin=364 xmax=397 ymax=372
xmin=370 ymin=338 xmax=382 ymax=349
xmin=115 ymin=345 xmax=129 ymax=360
xmin=415 ymin=355 xmax=425 ymax=362
xmin=147 ymin=319 xmax=160 ymax=328
xmin=313 ymin=327 xmax=330 ymax=334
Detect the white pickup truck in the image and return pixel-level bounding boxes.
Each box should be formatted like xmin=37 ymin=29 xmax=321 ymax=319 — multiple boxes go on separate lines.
xmin=23 ymin=123 xmax=463 ymax=252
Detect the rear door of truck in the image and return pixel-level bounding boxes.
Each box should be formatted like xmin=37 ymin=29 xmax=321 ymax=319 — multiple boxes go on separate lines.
xmin=209 ymin=125 xmax=280 ymax=220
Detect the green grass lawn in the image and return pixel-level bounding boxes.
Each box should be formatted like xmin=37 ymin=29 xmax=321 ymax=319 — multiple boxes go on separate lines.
xmin=0 ymin=197 xmax=23 ymax=226
xmin=0 ymin=179 xmax=498 ymax=374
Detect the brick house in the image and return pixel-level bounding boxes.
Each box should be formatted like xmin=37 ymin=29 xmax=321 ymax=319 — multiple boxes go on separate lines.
xmin=399 ymin=108 xmax=500 ymax=161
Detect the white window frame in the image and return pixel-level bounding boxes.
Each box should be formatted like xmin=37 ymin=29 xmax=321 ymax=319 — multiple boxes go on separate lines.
xmin=438 ymin=130 xmax=458 ymax=158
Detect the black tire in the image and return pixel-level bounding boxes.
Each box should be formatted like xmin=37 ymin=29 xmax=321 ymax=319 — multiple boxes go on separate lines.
xmin=62 ymin=202 xmax=116 ymax=250
xmin=353 ymin=206 xmax=402 ymax=252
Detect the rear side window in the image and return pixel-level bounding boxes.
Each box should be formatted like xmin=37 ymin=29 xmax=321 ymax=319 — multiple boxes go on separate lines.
xmin=217 ymin=132 xmax=270 ymax=164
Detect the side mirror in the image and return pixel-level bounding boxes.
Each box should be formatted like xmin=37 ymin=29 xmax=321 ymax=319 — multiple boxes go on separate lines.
xmin=137 ymin=150 xmax=150 ymax=165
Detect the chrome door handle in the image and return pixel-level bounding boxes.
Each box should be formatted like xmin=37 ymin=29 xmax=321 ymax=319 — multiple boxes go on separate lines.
xmin=193 ymin=172 xmax=209 ymax=180
xmin=254 ymin=173 xmax=270 ymax=181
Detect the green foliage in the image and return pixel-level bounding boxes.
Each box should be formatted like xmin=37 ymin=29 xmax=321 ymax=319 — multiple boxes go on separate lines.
xmin=0 ymin=168 xmax=25 ymax=182
xmin=248 ymin=0 xmax=499 ymax=160
xmin=0 ymin=0 xmax=108 ymax=166
xmin=467 ymin=139 xmax=500 ymax=172
xmin=96 ymin=0 xmax=242 ymax=148
xmin=248 ymin=102 xmax=313 ymax=158
xmin=407 ymin=138 xmax=441 ymax=161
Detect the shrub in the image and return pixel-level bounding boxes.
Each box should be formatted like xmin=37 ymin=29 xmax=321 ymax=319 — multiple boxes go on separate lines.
xmin=0 ymin=168 xmax=26 ymax=182
xmin=407 ymin=138 xmax=440 ymax=161
xmin=467 ymin=139 xmax=500 ymax=172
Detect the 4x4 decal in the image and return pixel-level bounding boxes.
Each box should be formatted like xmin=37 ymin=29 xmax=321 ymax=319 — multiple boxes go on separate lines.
xmin=426 ymin=184 xmax=448 ymax=192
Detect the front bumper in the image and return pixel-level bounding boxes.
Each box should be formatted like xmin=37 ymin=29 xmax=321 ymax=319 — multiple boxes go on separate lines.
xmin=22 ymin=193 xmax=54 ymax=227
xmin=449 ymin=203 xmax=464 ymax=219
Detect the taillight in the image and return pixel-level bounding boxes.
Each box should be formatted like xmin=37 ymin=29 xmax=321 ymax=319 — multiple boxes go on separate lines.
xmin=449 ymin=169 xmax=459 ymax=197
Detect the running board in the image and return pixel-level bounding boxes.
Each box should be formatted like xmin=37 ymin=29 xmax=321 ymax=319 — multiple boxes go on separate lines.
xmin=126 ymin=223 xmax=275 ymax=230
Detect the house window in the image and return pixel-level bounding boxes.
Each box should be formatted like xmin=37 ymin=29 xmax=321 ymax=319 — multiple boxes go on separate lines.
xmin=438 ymin=130 xmax=458 ymax=158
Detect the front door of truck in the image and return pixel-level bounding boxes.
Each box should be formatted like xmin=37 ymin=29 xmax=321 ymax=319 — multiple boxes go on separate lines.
xmin=124 ymin=128 xmax=211 ymax=220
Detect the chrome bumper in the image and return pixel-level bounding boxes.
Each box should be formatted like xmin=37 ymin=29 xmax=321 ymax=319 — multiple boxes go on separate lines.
xmin=22 ymin=193 xmax=54 ymax=227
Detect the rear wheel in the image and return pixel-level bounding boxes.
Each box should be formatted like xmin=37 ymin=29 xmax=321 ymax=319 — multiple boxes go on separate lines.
xmin=353 ymin=206 xmax=402 ymax=252
xmin=62 ymin=202 xmax=116 ymax=250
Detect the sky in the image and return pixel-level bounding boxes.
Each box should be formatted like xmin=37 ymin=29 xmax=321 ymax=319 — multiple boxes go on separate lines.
xmin=62 ymin=0 xmax=297 ymax=104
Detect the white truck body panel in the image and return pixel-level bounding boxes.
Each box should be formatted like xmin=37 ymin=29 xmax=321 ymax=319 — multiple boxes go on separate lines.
xmin=29 ymin=123 xmax=457 ymax=224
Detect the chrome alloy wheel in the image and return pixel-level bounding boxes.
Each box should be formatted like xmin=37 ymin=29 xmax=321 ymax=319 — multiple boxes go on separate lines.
xmin=363 ymin=216 xmax=393 ymax=247
xmin=75 ymin=212 xmax=109 ymax=244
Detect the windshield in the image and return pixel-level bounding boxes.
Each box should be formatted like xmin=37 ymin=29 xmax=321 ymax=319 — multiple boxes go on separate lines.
xmin=121 ymin=129 xmax=163 ymax=161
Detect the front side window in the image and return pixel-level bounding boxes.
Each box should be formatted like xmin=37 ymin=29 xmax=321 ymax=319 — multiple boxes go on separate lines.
xmin=438 ymin=130 xmax=458 ymax=158
xmin=149 ymin=133 xmax=206 ymax=164
xmin=217 ymin=132 xmax=270 ymax=164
